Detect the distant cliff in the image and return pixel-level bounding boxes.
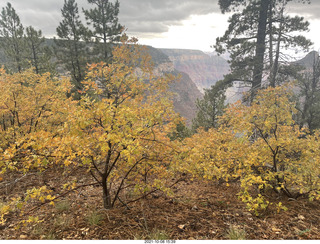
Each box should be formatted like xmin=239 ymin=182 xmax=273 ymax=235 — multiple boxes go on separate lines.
xmin=169 ymin=71 xmax=203 ymax=125
xmin=293 ymin=51 xmax=319 ymax=70
xmin=145 ymin=46 xmax=203 ymax=125
xmin=160 ymin=49 xmax=230 ymax=92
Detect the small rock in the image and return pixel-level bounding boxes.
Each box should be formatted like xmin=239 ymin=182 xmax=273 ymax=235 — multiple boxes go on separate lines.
xmin=178 ymin=224 xmax=185 ymax=230
xmin=19 ymin=235 xmax=28 ymax=239
xmin=272 ymin=227 xmax=281 ymax=232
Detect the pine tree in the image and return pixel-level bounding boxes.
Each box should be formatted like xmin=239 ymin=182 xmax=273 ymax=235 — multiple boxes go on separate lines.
xmin=192 ymin=80 xmax=226 ymax=131
xmin=55 ymin=0 xmax=88 ymax=96
xmin=0 ymin=2 xmax=25 ymax=73
xmin=296 ymin=51 xmax=320 ymax=132
xmin=25 ymin=26 xmax=54 ymax=74
xmin=83 ymin=0 xmax=123 ymax=63
xmin=266 ymin=1 xmax=312 ymax=87
xmin=215 ymin=0 xmax=311 ymax=98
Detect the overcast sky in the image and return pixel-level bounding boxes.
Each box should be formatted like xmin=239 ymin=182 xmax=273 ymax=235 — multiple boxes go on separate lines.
xmin=3 ymin=0 xmax=320 ymax=53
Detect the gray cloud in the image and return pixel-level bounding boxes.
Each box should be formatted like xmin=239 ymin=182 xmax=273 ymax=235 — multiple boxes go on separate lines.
xmin=119 ymin=0 xmax=221 ymax=34
xmin=4 ymin=0 xmax=221 ymax=36
xmin=2 ymin=0 xmax=320 ymax=38
xmin=5 ymin=0 xmax=65 ymax=36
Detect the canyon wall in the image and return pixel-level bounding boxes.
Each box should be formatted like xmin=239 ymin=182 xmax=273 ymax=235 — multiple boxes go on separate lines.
xmin=146 ymin=46 xmax=203 ymax=125
xmin=160 ymin=48 xmax=230 ymax=92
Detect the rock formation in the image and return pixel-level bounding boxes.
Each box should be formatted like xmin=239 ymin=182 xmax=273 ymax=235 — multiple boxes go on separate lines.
xmin=160 ymin=48 xmax=230 ymax=92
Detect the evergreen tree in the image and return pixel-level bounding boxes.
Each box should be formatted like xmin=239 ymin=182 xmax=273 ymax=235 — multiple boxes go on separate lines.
xmin=296 ymin=51 xmax=320 ymax=132
xmin=266 ymin=1 xmax=312 ymax=87
xmin=169 ymin=120 xmax=192 ymax=141
xmin=0 ymin=2 xmax=25 ymax=73
xmin=83 ymin=0 xmax=123 ymax=63
xmin=25 ymin=26 xmax=54 ymax=74
xmin=215 ymin=0 xmax=311 ymax=98
xmin=192 ymin=80 xmax=226 ymax=131
xmin=55 ymin=0 xmax=88 ymax=96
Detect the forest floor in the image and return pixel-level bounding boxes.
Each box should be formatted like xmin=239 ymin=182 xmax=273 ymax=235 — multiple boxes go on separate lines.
xmin=1 ymin=170 xmax=320 ymax=240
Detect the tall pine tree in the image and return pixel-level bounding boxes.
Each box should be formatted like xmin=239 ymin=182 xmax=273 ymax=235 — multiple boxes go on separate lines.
xmin=215 ymin=0 xmax=311 ymax=98
xmin=84 ymin=0 xmax=123 ymax=63
xmin=0 ymin=2 xmax=25 ymax=73
xmin=25 ymin=26 xmax=54 ymax=74
xmin=55 ymin=0 xmax=88 ymax=96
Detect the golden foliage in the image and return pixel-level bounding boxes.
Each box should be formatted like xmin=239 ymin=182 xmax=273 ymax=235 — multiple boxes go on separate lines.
xmin=0 ymin=38 xmax=181 ymax=224
xmin=180 ymin=85 xmax=320 ymax=214
xmin=0 ymin=68 xmax=73 ymax=224
xmin=54 ymin=39 xmax=180 ymax=209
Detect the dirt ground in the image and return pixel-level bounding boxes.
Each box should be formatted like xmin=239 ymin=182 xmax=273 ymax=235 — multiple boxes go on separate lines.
xmin=1 ymin=171 xmax=320 ymax=240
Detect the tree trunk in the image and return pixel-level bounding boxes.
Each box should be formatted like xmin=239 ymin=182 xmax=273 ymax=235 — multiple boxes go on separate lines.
xmin=251 ymin=0 xmax=269 ymax=100
xmin=102 ymin=175 xmax=112 ymax=209
xmin=270 ymin=4 xmax=285 ymax=87
xmin=268 ymin=2 xmax=274 ymax=82
xmin=31 ymin=43 xmax=40 ymax=74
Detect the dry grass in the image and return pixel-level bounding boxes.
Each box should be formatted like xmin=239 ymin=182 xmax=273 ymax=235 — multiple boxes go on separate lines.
xmin=225 ymin=225 xmax=246 ymax=240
